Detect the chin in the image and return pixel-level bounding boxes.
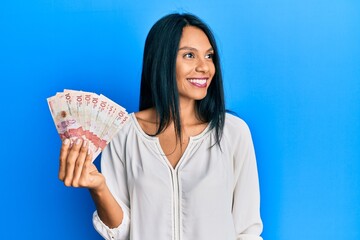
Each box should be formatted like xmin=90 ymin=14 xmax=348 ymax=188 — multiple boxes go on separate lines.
xmin=193 ymin=93 xmax=208 ymax=100
xmin=179 ymin=90 xmax=208 ymax=101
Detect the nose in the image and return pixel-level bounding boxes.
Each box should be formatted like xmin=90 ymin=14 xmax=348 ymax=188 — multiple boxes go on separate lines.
xmin=195 ymin=58 xmax=210 ymax=73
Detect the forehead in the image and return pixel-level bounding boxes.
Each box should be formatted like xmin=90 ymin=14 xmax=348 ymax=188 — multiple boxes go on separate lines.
xmin=179 ymin=26 xmax=212 ymax=49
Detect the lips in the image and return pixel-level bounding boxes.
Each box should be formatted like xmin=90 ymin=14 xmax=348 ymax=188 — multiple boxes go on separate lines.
xmin=187 ymin=78 xmax=208 ymax=88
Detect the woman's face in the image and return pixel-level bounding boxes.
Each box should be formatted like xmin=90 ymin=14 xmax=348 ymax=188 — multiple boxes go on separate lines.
xmin=176 ymin=26 xmax=215 ymax=103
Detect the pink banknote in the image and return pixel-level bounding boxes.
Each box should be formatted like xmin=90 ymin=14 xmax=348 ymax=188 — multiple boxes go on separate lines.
xmin=47 ymin=90 xmax=129 ymax=161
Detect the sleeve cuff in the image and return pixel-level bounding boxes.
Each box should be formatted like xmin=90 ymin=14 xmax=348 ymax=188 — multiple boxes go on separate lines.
xmin=92 ymin=210 xmax=130 ymax=240
xmin=237 ymin=234 xmax=263 ymax=240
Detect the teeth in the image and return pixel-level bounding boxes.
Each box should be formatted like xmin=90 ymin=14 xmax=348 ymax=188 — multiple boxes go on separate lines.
xmin=188 ymin=79 xmax=207 ymax=84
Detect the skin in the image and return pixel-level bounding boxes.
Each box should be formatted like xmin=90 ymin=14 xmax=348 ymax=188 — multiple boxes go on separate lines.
xmin=137 ymin=26 xmax=215 ymax=167
xmin=59 ymin=138 xmax=123 ymax=228
xmin=175 ymin=26 xmax=215 ymax=104
xmin=58 ymin=25 xmax=215 ymax=229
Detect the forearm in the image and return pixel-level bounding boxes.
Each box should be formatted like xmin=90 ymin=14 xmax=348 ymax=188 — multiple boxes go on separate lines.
xmin=90 ymin=184 xmax=124 ymax=228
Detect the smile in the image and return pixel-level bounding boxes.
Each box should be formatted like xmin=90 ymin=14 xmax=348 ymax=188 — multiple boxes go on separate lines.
xmin=187 ymin=78 xmax=208 ymax=88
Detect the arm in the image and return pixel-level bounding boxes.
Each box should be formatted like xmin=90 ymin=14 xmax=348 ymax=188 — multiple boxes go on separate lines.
xmin=59 ymin=138 xmax=129 ymax=239
xmin=92 ymin=135 xmax=131 ymax=239
xmin=232 ymin=121 xmax=263 ymax=240
xmin=90 ymin=184 xmax=124 ymax=228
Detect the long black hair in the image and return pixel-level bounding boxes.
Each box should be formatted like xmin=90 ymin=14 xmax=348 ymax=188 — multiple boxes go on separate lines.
xmin=139 ymin=13 xmax=225 ymax=146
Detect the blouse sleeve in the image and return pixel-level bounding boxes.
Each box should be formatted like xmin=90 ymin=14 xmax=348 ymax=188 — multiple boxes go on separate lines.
xmin=232 ymin=119 xmax=263 ymax=240
xmin=92 ymin=136 xmax=131 ymax=240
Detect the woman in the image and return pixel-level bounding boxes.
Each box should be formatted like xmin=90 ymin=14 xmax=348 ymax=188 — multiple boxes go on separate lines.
xmin=59 ymin=13 xmax=263 ymax=240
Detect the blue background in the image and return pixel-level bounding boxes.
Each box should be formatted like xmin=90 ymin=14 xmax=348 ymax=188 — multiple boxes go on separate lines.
xmin=1 ymin=0 xmax=359 ymax=239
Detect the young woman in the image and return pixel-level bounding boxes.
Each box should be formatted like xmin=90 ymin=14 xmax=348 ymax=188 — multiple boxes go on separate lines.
xmin=59 ymin=13 xmax=263 ymax=240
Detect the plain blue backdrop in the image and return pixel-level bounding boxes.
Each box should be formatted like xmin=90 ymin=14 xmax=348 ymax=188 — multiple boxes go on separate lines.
xmin=1 ymin=0 xmax=359 ymax=239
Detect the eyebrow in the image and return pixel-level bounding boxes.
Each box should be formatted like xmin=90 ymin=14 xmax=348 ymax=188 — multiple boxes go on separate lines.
xmin=178 ymin=46 xmax=214 ymax=52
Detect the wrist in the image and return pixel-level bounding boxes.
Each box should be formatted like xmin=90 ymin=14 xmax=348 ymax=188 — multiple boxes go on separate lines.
xmin=89 ymin=181 xmax=108 ymax=197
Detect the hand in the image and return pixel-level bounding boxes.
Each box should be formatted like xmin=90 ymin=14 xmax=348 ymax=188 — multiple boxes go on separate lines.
xmin=59 ymin=138 xmax=105 ymax=191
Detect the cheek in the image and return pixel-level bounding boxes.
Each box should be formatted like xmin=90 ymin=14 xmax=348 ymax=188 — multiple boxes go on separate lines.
xmin=176 ymin=63 xmax=193 ymax=79
xmin=210 ymin=63 xmax=216 ymax=79
xmin=211 ymin=62 xmax=216 ymax=74
xmin=207 ymin=64 xmax=216 ymax=86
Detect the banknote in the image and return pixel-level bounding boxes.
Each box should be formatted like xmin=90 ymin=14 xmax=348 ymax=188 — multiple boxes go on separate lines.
xmin=47 ymin=90 xmax=129 ymax=161
xmin=48 ymin=92 xmax=84 ymax=140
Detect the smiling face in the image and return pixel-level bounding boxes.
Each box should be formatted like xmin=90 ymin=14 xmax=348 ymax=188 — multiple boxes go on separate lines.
xmin=176 ymin=26 xmax=215 ymax=104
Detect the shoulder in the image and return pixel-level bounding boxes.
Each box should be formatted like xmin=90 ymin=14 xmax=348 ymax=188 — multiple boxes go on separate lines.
xmin=134 ymin=108 xmax=157 ymax=135
xmin=224 ymin=112 xmax=251 ymax=134
xmin=221 ymin=112 xmax=253 ymax=146
xmin=111 ymin=112 xmax=135 ymax=142
xmin=101 ymin=112 xmax=135 ymax=164
xmin=112 ymin=109 xmax=157 ymax=143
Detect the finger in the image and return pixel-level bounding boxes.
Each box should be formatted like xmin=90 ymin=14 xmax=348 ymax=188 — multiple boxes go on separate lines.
xmin=64 ymin=138 xmax=83 ymax=186
xmin=79 ymin=149 xmax=94 ymax=186
xmin=71 ymin=140 xmax=89 ymax=187
xmin=59 ymin=138 xmax=70 ymax=181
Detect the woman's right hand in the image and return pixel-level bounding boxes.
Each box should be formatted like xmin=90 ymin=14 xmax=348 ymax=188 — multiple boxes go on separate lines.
xmin=59 ymin=138 xmax=105 ymax=191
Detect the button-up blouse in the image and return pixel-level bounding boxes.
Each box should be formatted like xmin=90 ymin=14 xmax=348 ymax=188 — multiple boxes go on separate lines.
xmin=93 ymin=113 xmax=263 ymax=240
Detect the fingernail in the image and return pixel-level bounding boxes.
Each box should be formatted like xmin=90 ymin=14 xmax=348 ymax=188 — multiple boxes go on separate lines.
xmin=76 ymin=138 xmax=82 ymax=145
xmin=63 ymin=139 xmax=70 ymax=145
xmin=87 ymin=149 xmax=91 ymax=155
xmin=83 ymin=140 xmax=88 ymax=147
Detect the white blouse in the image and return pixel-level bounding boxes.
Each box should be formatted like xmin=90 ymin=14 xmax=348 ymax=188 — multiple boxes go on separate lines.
xmin=93 ymin=113 xmax=263 ymax=240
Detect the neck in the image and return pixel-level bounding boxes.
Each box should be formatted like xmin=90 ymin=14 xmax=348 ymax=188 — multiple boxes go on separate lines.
xmin=178 ymin=99 xmax=200 ymax=126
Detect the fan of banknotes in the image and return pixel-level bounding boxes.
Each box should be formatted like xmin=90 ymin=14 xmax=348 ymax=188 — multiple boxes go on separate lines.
xmin=47 ymin=89 xmax=129 ymax=161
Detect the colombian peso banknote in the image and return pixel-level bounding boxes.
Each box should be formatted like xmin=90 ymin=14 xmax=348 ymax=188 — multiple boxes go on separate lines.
xmin=47 ymin=90 xmax=129 ymax=161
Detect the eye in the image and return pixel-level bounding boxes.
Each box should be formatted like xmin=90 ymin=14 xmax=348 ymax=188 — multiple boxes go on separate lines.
xmin=205 ymin=53 xmax=214 ymax=59
xmin=183 ymin=52 xmax=195 ymax=59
